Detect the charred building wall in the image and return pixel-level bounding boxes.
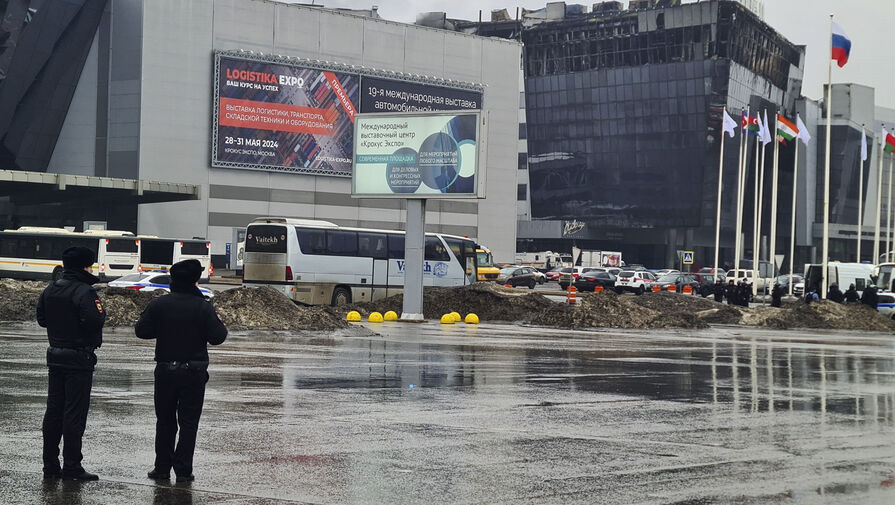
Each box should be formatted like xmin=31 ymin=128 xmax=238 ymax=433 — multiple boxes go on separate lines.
xmin=520 ymin=1 xmax=802 ymax=265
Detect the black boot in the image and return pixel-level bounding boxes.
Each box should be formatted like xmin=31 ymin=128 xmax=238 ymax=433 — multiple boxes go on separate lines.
xmin=147 ymin=468 xmax=170 ymax=480
xmin=175 ymin=474 xmax=194 ymax=483
xmin=62 ymin=469 xmax=99 ymax=481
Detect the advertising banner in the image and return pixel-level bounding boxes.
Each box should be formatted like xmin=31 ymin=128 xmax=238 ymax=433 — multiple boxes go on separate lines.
xmin=360 ymin=77 xmax=482 ymax=113
xmin=352 ymin=111 xmax=482 ymax=198
xmin=213 ymin=55 xmax=359 ymax=176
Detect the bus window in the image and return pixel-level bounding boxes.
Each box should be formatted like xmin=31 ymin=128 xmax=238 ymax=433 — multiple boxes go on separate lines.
xmin=181 ymin=241 xmax=208 ymax=256
xmin=425 ymin=236 xmax=450 ymax=261
xmin=141 ymin=240 xmax=174 ymax=265
xmin=247 ymin=225 xmax=288 ymax=253
xmin=388 ymin=234 xmax=404 ymax=259
xmin=296 ymin=228 xmax=326 ymax=255
xmin=358 ymin=232 xmax=387 ymax=259
xmin=326 ymin=230 xmax=357 ymax=256
xmin=444 ymin=238 xmax=463 ymax=262
xmin=107 ymin=238 xmax=138 ymax=253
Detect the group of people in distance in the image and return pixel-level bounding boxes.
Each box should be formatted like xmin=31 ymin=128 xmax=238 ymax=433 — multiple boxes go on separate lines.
xmin=711 ymin=278 xmax=753 ymax=307
xmin=803 ymin=282 xmax=877 ymax=309
xmin=710 ymin=277 xmax=880 ymax=310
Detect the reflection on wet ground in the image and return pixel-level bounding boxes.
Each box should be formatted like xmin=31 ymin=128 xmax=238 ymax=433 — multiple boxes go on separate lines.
xmin=1 ymin=322 xmax=894 ymax=504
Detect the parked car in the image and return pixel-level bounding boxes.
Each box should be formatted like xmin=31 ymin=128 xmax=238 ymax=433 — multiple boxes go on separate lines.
xmin=497 ymin=267 xmax=537 ymax=289
xmin=545 ymin=267 xmax=564 ymax=282
xmin=614 ymin=270 xmax=656 ymax=295
xmin=605 ymin=267 xmax=622 ymax=277
xmin=517 ymin=266 xmax=547 ymax=284
xmin=773 ymin=274 xmax=803 ymax=291
xmin=655 ymin=269 xmax=680 ymax=277
xmin=108 ymin=272 xmax=214 ymax=298
xmin=573 ymin=271 xmax=616 ymax=292
xmin=698 ymin=267 xmax=727 ymax=279
xmin=559 ymin=266 xmax=595 ymax=289
xmin=727 ymin=269 xmax=762 ymax=292
xmin=649 ymin=273 xmax=700 ymax=293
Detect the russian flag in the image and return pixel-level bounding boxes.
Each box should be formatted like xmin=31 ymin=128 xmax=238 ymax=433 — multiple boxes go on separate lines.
xmin=831 ymin=22 xmax=851 ymax=67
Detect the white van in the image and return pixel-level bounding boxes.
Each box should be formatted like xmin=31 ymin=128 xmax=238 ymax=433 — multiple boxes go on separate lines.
xmin=804 ymin=262 xmax=874 ymax=295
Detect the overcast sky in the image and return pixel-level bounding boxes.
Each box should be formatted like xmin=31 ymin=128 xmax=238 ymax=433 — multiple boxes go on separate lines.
xmin=293 ymin=0 xmax=894 ymax=108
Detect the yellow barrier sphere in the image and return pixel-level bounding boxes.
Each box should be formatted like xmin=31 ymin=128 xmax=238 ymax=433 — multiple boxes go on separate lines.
xmin=464 ymin=313 xmax=480 ymax=324
xmin=368 ymin=312 xmax=384 ymax=323
xmin=346 ymin=311 xmax=362 ymax=322
xmin=449 ymin=311 xmax=462 ymax=322
xmin=440 ymin=314 xmax=455 ymax=324
xmin=383 ymin=310 xmax=398 ymax=321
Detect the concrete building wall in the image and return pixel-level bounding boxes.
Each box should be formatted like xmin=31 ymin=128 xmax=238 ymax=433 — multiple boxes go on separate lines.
xmin=134 ymin=0 xmax=520 ymax=262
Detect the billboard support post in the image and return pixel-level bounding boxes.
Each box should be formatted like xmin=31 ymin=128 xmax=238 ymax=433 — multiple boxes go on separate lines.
xmin=401 ymin=199 xmax=426 ymax=321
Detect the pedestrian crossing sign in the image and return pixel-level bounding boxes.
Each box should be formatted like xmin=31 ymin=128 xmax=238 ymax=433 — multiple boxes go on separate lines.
xmin=682 ymin=251 xmax=694 ymax=265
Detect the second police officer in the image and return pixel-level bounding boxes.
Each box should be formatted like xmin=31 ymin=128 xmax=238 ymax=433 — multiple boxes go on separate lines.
xmin=135 ymin=259 xmax=227 ymax=483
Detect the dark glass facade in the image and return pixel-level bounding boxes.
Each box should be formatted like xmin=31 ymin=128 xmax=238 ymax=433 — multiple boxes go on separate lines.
xmin=510 ymin=0 xmax=804 ymax=265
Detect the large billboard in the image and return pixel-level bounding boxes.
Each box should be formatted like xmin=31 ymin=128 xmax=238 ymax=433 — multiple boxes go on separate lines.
xmin=212 ymin=53 xmax=484 ymax=178
xmin=352 ymin=111 xmax=483 ymax=199
xmin=212 ymin=55 xmax=359 ymax=176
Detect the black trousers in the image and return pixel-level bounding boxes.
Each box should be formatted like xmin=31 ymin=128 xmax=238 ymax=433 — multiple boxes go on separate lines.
xmin=154 ymin=364 xmax=208 ymax=476
xmin=42 ymin=367 xmax=93 ymax=473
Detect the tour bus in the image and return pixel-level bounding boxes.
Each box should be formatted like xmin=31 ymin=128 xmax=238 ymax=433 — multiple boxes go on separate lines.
xmin=242 ymin=217 xmax=479 ymax=306
xmin=138 ymin=237 xmax=213 ymax=281
xmin=0 ymin=227 xmax=140 ymax=281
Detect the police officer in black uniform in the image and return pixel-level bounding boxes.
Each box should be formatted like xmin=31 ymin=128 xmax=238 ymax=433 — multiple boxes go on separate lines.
xmin=861 ymin=284 xmax=879 ymax=311
xmin=713 ymin=278 xmax=724 ymax=303
xmin=37 ymin=246 xmax=105 ymax=481
xmin=135 ymin=259 xmax=227 ymax=482
xmin=771 ymin=282 xmax=784 ymax=307
xmin=725 ymin=280 xmax=738 ymax=305
xmin=844 ymin=283 xmax=860 ymax=303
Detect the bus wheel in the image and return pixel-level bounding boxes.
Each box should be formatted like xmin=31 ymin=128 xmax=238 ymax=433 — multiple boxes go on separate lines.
xmin=52 ymin=266 xmax=64 ymax=281
xmin=331 ymin=287 xmax=351 ymax=307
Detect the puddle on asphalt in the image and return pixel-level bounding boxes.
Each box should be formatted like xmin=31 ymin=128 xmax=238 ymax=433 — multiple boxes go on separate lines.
xmin=277 ymin=331 xmax=895 ymax=423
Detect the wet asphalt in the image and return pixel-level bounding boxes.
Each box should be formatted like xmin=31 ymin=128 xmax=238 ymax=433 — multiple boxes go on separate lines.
xmin=1 ymin=321 xmax=894 ymax=504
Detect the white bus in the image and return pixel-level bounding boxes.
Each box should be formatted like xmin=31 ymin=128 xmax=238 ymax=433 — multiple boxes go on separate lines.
xmin=138 ymin=237 xmax=212 ymax=282
xmin=0 ymin=228 xmax=140 ymax=281
xmin=242 ymin=217 xmax=479 ymax=305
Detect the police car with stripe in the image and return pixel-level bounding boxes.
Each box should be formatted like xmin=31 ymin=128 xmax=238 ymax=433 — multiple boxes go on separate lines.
xmin=108 ymin=271 xmax=214 ymax=298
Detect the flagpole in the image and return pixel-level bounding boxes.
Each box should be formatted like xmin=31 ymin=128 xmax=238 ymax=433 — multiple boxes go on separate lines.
xmin=821 ymin=13 xmax=834 ymax=299
xmin=789 ymin=126 xmax=800 ymax=296
xmin=887 ymin=157 xmax=893 ymax=261
xmin=714 ymin=106 xmax=727 ymax=277
xmin=885 ymin=156 xmax=892 ymax=261
xmin=734 ymin=108 xmax=748 ymax=278
xmin=770 ymin=113 xmax=781 ymax=279
xmin=874 ymin=127 xmax=885 ymax=263
xmin=752 ymin=126 xmax=761 ymax=296
xmin=754 ymin=112 xmax=767 ymax=298
xmin=857 ymin=125 xmax=864 ymax=262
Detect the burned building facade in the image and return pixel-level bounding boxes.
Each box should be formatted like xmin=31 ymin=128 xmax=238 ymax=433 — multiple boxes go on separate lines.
xmin=452 ymin=0 xmax=805 ymax=267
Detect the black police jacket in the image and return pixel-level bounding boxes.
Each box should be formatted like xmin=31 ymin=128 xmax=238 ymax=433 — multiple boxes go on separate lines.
xmin=36 ymin=269 xmax=105 ymax=350
xmin=134 ymin=285 xmax=228 ymax=362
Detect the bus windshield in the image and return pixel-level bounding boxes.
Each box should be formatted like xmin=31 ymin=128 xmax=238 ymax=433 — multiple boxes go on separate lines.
xmin=476 ymin=250 xmax=494 ymax=267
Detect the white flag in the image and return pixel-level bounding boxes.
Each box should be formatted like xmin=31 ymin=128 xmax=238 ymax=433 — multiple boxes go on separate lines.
xmin=760 ymin=110 xmax=772 ymax=145
xmin=861 ymin=129 xmax=868 ymax=161
xmin=722 ymin=109 xmax=737 ymax=138
xmin=796 ymin=114 xmax=811 ymax=145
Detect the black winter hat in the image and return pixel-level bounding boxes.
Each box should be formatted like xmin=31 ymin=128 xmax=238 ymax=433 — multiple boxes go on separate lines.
xmin=62 ymin=246 xmax=96 ymax=269
xmin=170 ymin=259 xmax=203 ymax=284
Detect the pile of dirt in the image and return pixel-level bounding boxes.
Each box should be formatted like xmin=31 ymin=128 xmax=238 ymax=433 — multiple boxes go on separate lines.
xmin=695 ymin=305 xmax=746 ymax=325
xmin=755 ymin=301 xmax=895 ymax=331
xmin=96 ymin=287 xmax=164 ymax=327
xmin=630 ymin=292 xmax=718 ymax=314
xmin=0 ymin=279 xmax=44 ymax=321
xmin=343 ymin=283 xmax=555 ymax=322
xmin=530 ymin=291 xmax=709 ymax=329
xmin=213 ymin=287 xmax=347 ymax=331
